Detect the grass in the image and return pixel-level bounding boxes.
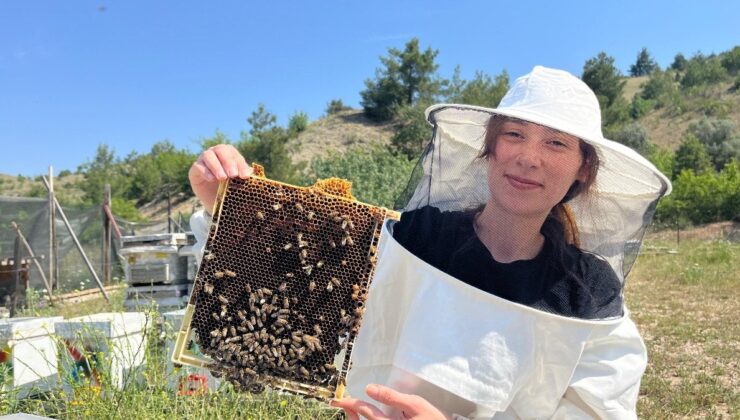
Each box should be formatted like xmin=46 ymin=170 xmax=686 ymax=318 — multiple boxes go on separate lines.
xmin=3 ymin=236 xmax=738 ymax=419
xmin=626 ymin=237 xmax=739 ymax=419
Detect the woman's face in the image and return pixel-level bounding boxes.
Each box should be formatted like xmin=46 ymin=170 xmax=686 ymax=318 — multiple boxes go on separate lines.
xmin=486 ymin=119 xmax=587 ymax=218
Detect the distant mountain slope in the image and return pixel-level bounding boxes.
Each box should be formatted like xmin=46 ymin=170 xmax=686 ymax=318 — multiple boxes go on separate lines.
xmin=621 ymin=78 xmax=740 ymax=150
xmin=288 ymin=109 xmax=397 ymax=168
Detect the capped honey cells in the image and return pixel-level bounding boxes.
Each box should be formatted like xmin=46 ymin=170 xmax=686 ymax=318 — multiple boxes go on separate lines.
xmin=188 ymin=174 xmax=391 ymax=401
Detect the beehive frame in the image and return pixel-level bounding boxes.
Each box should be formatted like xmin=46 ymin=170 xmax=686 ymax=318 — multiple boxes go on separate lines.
xmin=172 ymin=169 xmax=399 ymax=401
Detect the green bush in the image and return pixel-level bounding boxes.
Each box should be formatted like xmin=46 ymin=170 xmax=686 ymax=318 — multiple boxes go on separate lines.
xmin=655 ymin=160 xmax=740 ymax=225
xmin=689 ymin=118 xmax=740 ymax=171
xmin=720 ymin=46 xmax=740 ymax=74
xmin=681 ymin=55 xmax=728 ymax=88
xmin=308 ymin=144 xmax=416 ymax=209
xmin=390 ymin=104 xmax=433 ymax=159
xmin=325 ymin=99 xmax=350 ymax=115
xmin=700 ymin=99 xmax=731 ymax=118
xmin=630 ymin=96 xmax=654 ymax=119
xmin=640 ymin=70 xmax=678 ymax=108
xmin=608 ymin=122 xmax=654 ymax=155
xmin=673 ymin=134 xmax=713 ymax=177
xmin=288 ymin=111 xmax=309 ymax=136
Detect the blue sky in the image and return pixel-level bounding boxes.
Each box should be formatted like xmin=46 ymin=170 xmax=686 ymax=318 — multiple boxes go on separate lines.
xmin=1 ymin=0 xmax=738 ymax=177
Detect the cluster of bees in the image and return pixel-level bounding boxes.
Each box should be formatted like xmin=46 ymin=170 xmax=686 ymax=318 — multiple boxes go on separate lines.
xmin=190 ymin=177 xmax=386 ymax=399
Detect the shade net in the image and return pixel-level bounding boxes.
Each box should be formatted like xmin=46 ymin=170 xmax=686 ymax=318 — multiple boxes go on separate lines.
xmin=0 ymin=196 xmax=192 ymax=297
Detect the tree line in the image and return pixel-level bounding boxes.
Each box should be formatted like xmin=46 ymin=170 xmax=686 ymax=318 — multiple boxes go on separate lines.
xmin=59 ymin=40 xmax=739 ymax=225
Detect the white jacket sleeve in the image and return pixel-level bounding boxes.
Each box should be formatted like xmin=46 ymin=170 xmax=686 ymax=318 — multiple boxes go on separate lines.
xmin=190 ymin=209 xmax=212 ymax=267
xmin=550 ymin=314 xmax=647 ymax=420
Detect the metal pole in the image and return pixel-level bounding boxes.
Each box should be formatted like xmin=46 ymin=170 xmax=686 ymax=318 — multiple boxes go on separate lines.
xmin=167 ymin=189 xmax=172 ymax=233
xmin=103 ymin=184 xmax=112 ymax=284
xmin=11 ymin=222 xmax=55 ymax=304
xmin=41 ymin=176 xmax=110 ymax=302
xmin=10 ymin=237 xmax=21 ymax=317
xmin=48 ymin=166 xmax=56 ymax=293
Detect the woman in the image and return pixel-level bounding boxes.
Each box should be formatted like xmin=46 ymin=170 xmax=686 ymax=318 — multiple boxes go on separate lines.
xmin=189 ymin=66 xmax=670 ymax=419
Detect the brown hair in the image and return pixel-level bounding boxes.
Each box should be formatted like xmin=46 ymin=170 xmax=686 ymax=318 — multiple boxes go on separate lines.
xmin=480 ymin=114 xmax=601 ymax=285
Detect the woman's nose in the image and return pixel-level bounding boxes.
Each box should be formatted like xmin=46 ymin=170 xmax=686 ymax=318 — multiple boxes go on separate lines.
xmin=515 ymin=143 xmax=542 ymax=167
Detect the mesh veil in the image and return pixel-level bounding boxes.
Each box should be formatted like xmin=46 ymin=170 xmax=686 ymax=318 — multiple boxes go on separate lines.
xmin=393 ymin=67 xmax=671 ymax=285
xmin=395 ymin=103 xmax=670 ymax=284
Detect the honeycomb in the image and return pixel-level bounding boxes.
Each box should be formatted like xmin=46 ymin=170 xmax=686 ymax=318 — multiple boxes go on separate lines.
xmin=188 ymin=173 xmax=391 ymax=401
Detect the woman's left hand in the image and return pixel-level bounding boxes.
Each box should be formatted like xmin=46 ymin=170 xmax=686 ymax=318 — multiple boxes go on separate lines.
xmin=331 ymin=384 xmax=448 ymax=420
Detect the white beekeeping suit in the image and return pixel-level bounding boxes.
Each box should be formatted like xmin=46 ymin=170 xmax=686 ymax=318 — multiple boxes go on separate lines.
xmin=345 ymin=66 xmax=671 ymax=419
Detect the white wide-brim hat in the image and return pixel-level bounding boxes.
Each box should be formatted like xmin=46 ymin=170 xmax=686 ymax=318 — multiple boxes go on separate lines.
xmin=405 ymin=66 xmax=672 ymax=282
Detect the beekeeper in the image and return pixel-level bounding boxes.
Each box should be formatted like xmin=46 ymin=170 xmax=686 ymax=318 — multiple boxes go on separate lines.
xmin=332 ymin=66 xmax=671 ymax=419
xmin=187 ymin=66 xmax=671 ymax=419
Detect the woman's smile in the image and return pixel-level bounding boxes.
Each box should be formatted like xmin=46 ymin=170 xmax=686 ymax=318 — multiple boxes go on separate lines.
xmin=505 ymin=174 xmax=543 ymax=190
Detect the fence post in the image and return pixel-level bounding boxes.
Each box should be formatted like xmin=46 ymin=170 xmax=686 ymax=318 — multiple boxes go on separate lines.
xmin=102 ymin=184 xmax=112 ymax=285
xmin=49 ymin=165 xmax=58 ymax=292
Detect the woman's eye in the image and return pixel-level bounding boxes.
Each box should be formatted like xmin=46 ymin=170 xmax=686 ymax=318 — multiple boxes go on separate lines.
xmin=505 ymin=131 xmax=523 ymax=138
xmin=548 ymin=139 xmax=568 ymax=148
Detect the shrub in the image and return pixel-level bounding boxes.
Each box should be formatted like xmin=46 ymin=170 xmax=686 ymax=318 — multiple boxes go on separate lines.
xmin=689 ymin=118 xmax=740 ymax=171
xmin=609 ymin=122 xmax=654 ymax=155
xmin=325 ymin=99 xmax=350 ymax=115
xmin=288 ymin=111 xmax=309 ymax=136
xmin=308 ymin=145 xmax=416 ymax=209
xmin=681 ymin=55 xmax=728 ymax=88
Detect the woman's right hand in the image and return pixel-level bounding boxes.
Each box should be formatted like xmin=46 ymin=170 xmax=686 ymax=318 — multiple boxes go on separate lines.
xmin=189 ymin=144 xmax=253 ymax=213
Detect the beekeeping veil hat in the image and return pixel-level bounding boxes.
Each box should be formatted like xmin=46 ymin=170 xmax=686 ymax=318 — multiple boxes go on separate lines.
xmin=397 ymin=65 xmax=672 ymax=281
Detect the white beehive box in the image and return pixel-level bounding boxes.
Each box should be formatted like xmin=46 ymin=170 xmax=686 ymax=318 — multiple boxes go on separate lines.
xmin=163 ymin=309 xmax=219 ymax=394
xmin=178 ymin=244 xmax=199 ymax=281
xmin=54 ymin=312 xmax=149 ymax=392
xmin=120 ymin=245 xmax=189 ymax=285
xmin=0 ymin=316 xmax=62 ymax=398
xmin=123 ymin=283 xmax=189 ymax=312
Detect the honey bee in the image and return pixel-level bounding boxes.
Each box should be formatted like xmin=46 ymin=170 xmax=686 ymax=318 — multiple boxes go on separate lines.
xmin=325 ymin=282 xmax=334 ymax=293
xmin=272 ymin=203 xmax=282 ymax=211
xmin=214 ymin=271 xmax=225 ymax=279
xmin=283 ymin=243 xmax=293 ymax=251
xmin=302 ymin=265 xmax=313 ymax=276
xmin=224 ymin=269 xmax=237 ymax=278
xmin=313 ymin=324 xmax=322 ymax=335
xmin=295 ymin=202 xmax=304 ymax=211
xmin=285 ymin=272 xmax=294 ymax=278
xmin=341 ymin=260 xmax=348 ymax=266
xmin=308 ymin=280 xmax=316 ymax=292
xmin=316 ymin=260 xmax=324 ymax=268
xmin=203 ymin=283 xmax=214 ymax=295
xmin=330 ymin=277 xmax=341 ymax=287
xmin=346 ymin=236 xmax=354 ymax=246
xmin=256 ymin=211 xmax=265 ymax=220
xmin=204 ymin=253 xmax=216 ymax=261
xmin=278 ymin=282 xmax=288 ymax=293
xmin=306 ymin=211 xmax=315 ymax=220
xmin=218 ymin=295 xmax=229 ymax=305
